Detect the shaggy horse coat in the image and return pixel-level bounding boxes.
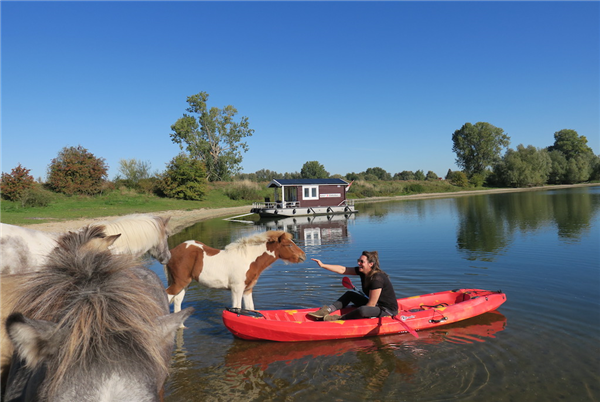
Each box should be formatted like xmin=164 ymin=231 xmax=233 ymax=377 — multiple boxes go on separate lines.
xmin=1 ymin=225 xmax=192 ymax=401
xmin=165 ymin=231 xmax=306 ymax=313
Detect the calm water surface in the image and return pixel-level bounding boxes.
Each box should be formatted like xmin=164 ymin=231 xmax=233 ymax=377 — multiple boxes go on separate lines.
xmin=149 ymin=186 xmax=600 ymax=401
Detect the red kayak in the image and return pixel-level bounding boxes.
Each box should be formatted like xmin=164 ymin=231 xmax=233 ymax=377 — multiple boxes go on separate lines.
xmin=222 ymin=288 xmax=507 ymax=342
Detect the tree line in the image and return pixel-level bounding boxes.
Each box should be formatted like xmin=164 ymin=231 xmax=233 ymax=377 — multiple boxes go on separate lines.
xmin=2 ymin=92 xmax=599 ymax=206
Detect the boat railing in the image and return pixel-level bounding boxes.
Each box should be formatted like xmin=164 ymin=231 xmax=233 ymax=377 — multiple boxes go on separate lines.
xmin=251 ymin=201 xmax=301 ymax=209
xmin=337 ymin=199 xmax=355 ymax=207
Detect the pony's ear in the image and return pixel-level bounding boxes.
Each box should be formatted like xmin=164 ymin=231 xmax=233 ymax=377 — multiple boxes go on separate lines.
xmin=81 ymin=233 xmax=121 ymax=253
xmin=162 ymin=216 xmax=171 ymax=225
xmin=104 ymin=233 xmax=121 ymax=247
xmin=6 ymin=313 xmax=64 ymax=368
xmin=156 ymin=307 xmax=194 ymax=341
xmin=277 ymin=231 xmax=291 ymax=243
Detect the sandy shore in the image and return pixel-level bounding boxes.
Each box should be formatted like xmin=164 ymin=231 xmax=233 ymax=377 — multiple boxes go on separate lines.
xmin=22 ymin=183 xmax=598 ymax=235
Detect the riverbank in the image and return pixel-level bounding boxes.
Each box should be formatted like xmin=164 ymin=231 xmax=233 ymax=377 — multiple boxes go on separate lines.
xmin=22 ymin=183 xmax=598 ymax=234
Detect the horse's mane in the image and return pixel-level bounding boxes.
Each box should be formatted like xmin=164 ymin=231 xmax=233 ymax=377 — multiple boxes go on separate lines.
xmin=225 ymin=230 xmax=291 ymax=251
xmin=93 ymin=214 xmax=169 ymax=255
xmin=4 ymin=226 xmax=168 ymax=398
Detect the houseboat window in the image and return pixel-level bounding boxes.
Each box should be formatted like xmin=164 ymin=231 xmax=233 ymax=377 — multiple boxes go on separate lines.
xmin=303 ymin=186 xmax=319 ymax=200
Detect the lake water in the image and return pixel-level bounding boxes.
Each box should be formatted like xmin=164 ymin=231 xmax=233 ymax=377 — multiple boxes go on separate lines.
xmin=149 ymin=186 xmax=600 ymax=402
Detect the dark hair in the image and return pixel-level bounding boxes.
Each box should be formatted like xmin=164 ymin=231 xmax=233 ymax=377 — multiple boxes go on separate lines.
xmin=361 ymin=250 xmax=383 ymax=281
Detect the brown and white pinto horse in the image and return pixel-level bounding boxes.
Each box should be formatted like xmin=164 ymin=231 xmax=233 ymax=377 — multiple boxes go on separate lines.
xmin=165 ymin=231 xmax=306 ymax=314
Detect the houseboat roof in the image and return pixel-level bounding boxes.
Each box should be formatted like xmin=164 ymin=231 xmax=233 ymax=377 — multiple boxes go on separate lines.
xmin=267 ymin=178 xmax=349 ymax=188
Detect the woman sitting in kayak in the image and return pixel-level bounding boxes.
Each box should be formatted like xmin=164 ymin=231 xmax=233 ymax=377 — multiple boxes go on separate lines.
xmin=308 ymin=251 xmax=399 ymax=321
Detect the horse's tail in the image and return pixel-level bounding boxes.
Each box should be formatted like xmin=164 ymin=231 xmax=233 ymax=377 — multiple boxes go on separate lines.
xmin=163 ymin=263 xmax=174 ymax=287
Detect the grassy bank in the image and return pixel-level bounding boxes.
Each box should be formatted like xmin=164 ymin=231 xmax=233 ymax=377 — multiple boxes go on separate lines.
xmin=1 ymin=179 xmax=568 ymax=226
xmin=0 ymin=185 xmax=250 ymax=226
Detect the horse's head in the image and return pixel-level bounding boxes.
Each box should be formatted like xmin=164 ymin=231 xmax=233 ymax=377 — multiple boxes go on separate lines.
xmin=148 ymin=216 xmax=172 ymax=265
xmin=268 ymin=231 xmax=306 ymax=263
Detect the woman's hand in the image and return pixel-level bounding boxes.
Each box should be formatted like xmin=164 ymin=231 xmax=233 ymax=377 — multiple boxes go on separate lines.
xmin=311 ymin=258 xmax=325 ymax=268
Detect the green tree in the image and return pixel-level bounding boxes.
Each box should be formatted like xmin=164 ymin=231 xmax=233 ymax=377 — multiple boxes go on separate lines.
xmin=395 ymin=171 xmax=415 ymax=181
xmin=47 ymin=145 xmax=108 ymax=195
xmin=364 ymin=167 xmax=392 ymax=181
xmin=160 ymin=153 xmax=207 ymax=200
xmin=494 ymin=145 xmax=551 ymax=187
xmin=425 ymin=171 xmax=439 ymax=181
xmin=548 ymin=129 xmax=593 ymax=159
xmin=170 ymin=91 xmax=254 ymax=182
xmin=414 ymin=170 xmax=426 ymax=181
xmin=1 ymin=164 xmax=35 ymax=201
xmin=452 ymin=122 xmax=510 ymax=177
xmin=115 ymin=159 xmax=152 ymax=187
xmin=548 ymin=150 xmax=568 ymax=184
xmin=300 ymin=161 xmax=329 ymax=179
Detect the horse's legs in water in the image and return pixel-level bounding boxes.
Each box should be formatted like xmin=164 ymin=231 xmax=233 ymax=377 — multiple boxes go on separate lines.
xmin=242 ymin=290 xmax=254 ymax=310
xmin=169 ymin=289 xmax=186 ymax=314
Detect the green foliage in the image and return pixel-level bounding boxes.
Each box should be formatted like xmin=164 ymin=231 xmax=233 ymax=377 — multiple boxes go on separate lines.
xmin=395 ymin=171 xmax=415 ymax=181
xmin=47 ymin=145 xmax=108 ymax=195
xmin=1 ymin=164 xmax=35 ymax=201
xmin=414 ymin=170 xmax=426 ymax=181
xmin=300 ymin=161 xmax=329 ymax=179
xmin=405 ymin=183 xmax=424 ymax=194
xmin=591 ymin=155 xmax=600 ymax=181
xmin=494 ymin=145 xmax=551 ymax=187
xmin=548 ymin=150 xmax=596 ymax=184
xmin=170 ymin=91 xmax=254 ymax=182
xmin=364 ymin=167 xmax=392 ymax=181
xmin=448 ymin=171 xmax=469 ymax=187
xmin=223 ymin=180 xmax=263 ymax=201
xmin=425 ymin=171 xmax=439 ymax=181
xmin=20 ymin=185 xmax=54 ymax=208
xmin=114 ymin=159 xmax=152 ymax=187
xmin=469 ymin=173 xmax=486 ymax=188
xmin=452 ymin=122 xmax=511 ymax=177
xmin=160 ymin=154 xmax=208 ymax=201
xmin=548 ymin=129 xmax=593 ymax=159
xmin=345 ymin=172 xmax=361 ymax=181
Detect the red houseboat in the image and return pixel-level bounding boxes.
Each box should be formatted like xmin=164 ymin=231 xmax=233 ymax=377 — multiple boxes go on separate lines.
xmin=251 ymin=178 xmax=357 ymax=217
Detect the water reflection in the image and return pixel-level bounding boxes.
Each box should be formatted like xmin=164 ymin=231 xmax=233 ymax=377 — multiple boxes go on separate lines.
xmin=169 ymin=214 xmax=355 ymax=250
xmin=455 ymin=187 xmax=600 ymax=261
xmin=256 ymin=214 xmax=354 ymax=247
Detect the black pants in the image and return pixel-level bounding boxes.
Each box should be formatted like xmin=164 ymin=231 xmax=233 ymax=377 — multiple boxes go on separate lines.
xmin=332 ymin=291 xmax=392 ymax=320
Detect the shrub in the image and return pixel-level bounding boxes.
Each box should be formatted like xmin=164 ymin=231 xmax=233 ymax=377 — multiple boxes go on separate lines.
xmin=1 ymin=164 xmax=34 ymax=201
xmin=47 ymin=145 xmax=108 ymax=195
xmin=405 ymin=183 xmax=425 ymax=194
xmin=20 ymin=185 xmax=54 ymax=208
xmin=160 ymin=154 xmax=207 ymax=201
xmin=449 ymin=171 xmax=469 ymax=187
xmin=223 ymin=180 xmax=262 ymax=200
xmin=469 ymin=173 xmax=485 ymax=187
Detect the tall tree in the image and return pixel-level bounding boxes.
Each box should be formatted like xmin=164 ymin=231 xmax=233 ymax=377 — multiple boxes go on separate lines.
xmin=300 ymin=161 xmax=329 ymax=179
xmin=170 ymin=92 xmax=254 ymax=182
xmin=494 ymin=144 xmax=552 ymax=187
xmin=548 ymin=129 xmax=593 ymax=159
xmin=452 ymin=122 xmax=510 ymax=177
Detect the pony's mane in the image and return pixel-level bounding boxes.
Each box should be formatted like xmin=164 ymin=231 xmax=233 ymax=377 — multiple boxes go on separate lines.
xmin=225 ymin=230 xmax=291 ymax=251
xmin=5 ymin=226 xmax=168 ymax=398
xmin=93 ymin=214 xmax=169 ymax=255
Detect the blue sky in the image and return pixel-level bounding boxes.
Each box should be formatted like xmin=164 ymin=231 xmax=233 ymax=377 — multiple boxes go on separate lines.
xmin=2 ymin=1 xmax=598 ymax=181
